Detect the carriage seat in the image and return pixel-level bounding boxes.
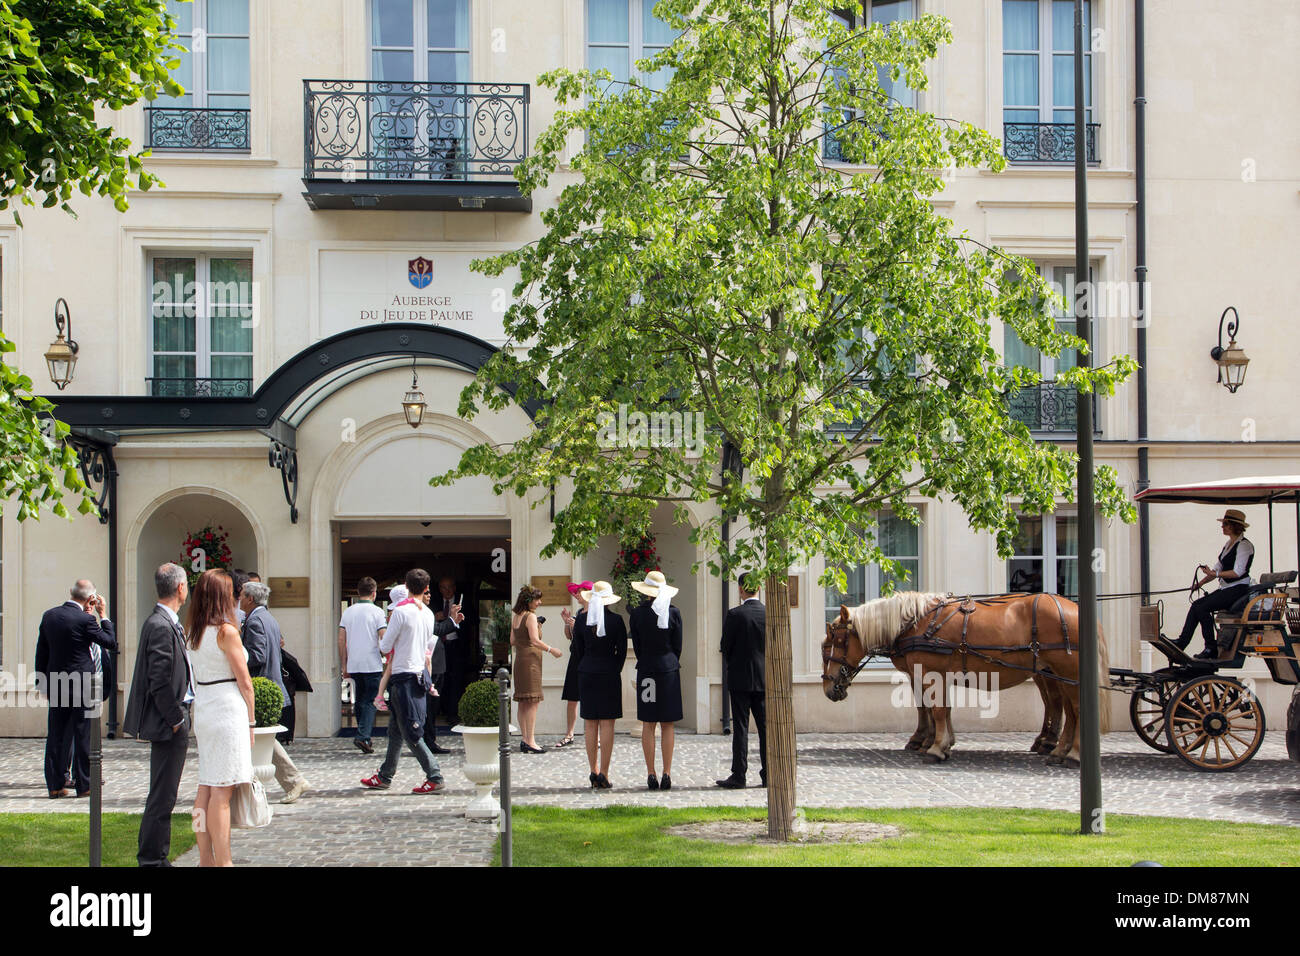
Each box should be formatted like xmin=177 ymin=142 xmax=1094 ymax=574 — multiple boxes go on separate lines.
xmin=1215 ymin=572 xmax=1295 ymax=660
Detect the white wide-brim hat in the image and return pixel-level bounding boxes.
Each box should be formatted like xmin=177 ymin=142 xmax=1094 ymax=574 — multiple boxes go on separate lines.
xmin=580 ymin=580 xmax=622 ymax=605
xmin=389 ymin=585 xmax=409 ymax=603
xmin=631 ymin=569 xmax=679 ymax=600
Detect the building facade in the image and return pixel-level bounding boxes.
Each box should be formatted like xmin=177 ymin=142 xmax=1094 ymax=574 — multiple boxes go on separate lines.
xmin=1 ymin=0 xmax=1297 ymax=739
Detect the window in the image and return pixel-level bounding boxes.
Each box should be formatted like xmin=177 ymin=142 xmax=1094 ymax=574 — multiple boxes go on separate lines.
xmin=824 ymin=512 xmax=922 ymax=623
xmin=1002 ymin=0 xmax=1095 ymax=163
xmin=150 ymin=0 xmax=250 ymax=150
xmin=368 ymin=0 xmax=471 ymax=178
xmin=825 ymin=2 xmax=916 ymax=161
xmin=149 ymin=255 xmax=253 ymax=397
xmin=586 ymin=0 xmax=678 ymax=91
xmin=1004 ymin=263 xmax=1092 ymax=433
xmin=370 ymin=0 xmax=469 ymax=83
xmin=1007 ymin=512 xmax=1078 ymax=599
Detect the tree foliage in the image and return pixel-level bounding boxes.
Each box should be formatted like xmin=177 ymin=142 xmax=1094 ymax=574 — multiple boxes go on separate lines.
xmin=0 ymin=0 xmax=183 ymax=520
xmin=433 ymin=0 xmax=1137 ymax=835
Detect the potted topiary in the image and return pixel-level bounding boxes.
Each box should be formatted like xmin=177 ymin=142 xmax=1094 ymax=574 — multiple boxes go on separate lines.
xmin=250 ymin=676 xmax=286 ymax=788
xmin=452 ymin=678 xmax=515 ymax=821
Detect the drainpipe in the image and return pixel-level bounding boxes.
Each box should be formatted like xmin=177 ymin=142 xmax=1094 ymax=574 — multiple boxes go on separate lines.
xmin=106 ymin=447 xmax=119 ymax=737
xmin=1134 ymin=0 xmax=1150 ymax=605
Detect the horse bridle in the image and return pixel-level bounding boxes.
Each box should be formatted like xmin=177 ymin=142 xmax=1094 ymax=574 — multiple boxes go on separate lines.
xmin=822 ymin=617 xmax=871 ymax=700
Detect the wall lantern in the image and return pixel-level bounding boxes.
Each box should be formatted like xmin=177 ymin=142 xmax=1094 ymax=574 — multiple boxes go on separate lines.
xmin=1210 ymin=306 xmax=1249 ymax=393
xmin=44 ymin=298 xmax=80 ymax=390
xmin=402 ymin=357 xmax=426 ymax=428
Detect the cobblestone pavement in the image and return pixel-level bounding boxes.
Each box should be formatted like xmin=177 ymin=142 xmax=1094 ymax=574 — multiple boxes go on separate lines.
xmin=1 ymin=731 xmax=1296 ymax=866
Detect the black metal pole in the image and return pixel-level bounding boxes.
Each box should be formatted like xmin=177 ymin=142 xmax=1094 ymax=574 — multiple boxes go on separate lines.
xmin=106 ymin=448 xmax=119 ymax=737
xmin=89 ymin=671 xmax=103 ymax=866
xmin=720 ymin=514 xmax=731 ymax=735
xmin=1134 ymin=0 xmax=1150 ymax=605
xmin=1074 ymin=0 xmax=1102 ymax=835
xmin=496 ymin=667 xmax=512 ymax=867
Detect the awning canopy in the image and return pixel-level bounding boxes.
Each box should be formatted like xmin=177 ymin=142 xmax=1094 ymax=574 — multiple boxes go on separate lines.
xmin=1135 ymin=476 xmax=1300 ymax=505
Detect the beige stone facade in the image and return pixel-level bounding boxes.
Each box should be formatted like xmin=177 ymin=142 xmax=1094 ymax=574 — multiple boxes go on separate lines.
xmin=1 ymin=1 xmax=1297 ymax=740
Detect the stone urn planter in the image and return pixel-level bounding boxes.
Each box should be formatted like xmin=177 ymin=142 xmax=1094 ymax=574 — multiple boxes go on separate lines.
xmin=251 ymin=725 xmax=286 ymax=789
xmin=452 ymin=723 xmax=516 ymax=820
xmin=453 ymin=677 xmax=514 ymax=821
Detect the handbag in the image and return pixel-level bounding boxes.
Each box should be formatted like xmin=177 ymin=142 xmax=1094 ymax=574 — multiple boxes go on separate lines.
xmin=230 ymin=777 xmax=273 ymax=829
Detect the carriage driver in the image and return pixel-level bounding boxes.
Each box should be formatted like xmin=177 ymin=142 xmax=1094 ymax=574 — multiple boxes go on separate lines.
xmin=1173 ymin=508 xmax=1255 ymax=660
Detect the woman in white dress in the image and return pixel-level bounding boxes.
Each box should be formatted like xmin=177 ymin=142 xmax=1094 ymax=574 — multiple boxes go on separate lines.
xmin=188 ymin=569 xmax=255 ymax=867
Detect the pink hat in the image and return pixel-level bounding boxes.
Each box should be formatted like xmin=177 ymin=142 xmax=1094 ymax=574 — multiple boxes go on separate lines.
xmin=567 ymin=580 xmax=594 ymax=596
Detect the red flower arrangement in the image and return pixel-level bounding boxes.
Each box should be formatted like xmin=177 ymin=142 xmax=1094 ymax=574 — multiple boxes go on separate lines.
xmin=180 ymin=524 xmax=233 ymax=588
xmin=611 ymin=531 xmax=659 ymax=607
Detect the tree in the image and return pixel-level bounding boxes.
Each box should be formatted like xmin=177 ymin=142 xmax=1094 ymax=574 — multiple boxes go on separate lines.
xmin=0 ymin=0 xmax=183 ymax=519
xmin=433 ymin=0 xmax=1137 ymax=839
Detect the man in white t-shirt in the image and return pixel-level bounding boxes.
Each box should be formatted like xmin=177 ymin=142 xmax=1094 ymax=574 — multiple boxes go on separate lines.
xmin=361 ymin=569 xmax=454 ymax=794
xmin=338 ymin=576 xmax=387 ymax=755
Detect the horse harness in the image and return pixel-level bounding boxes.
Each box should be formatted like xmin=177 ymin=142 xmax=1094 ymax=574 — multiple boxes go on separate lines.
xmin=825 ymin=593 xmax=1080 ymax=688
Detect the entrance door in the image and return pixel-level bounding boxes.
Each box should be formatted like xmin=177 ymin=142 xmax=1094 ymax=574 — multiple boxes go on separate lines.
xmin=337 ymin=523 xmax=511 ymax=732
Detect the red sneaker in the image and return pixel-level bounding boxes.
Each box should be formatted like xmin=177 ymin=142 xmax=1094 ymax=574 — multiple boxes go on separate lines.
xmin=411 ymin=779 xmax=446 ymax=795
xmin=360 ymin=773 xmax=391 ymax=790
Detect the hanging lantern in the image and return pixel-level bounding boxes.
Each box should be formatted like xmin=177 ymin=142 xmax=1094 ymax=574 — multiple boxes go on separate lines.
xmin=402 ymin=358 xmax=426 ymax=428
xmin=1210 ymin=306 xmax=1249 ymax=394
xmin=45 ymin=298 xmax=80 ymax=390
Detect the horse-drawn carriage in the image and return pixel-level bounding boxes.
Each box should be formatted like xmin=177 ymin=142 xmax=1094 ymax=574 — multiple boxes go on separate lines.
xmin=821 ymin=475 xmax=1300 ymax=772
xmin=1110 ymin=476 xmax=1300 ymax=771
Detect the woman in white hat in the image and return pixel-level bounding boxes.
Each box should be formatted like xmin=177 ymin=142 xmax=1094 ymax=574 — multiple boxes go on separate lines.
xmin=628 ymin=569 xmax=683 ymax=790
xmin=574 ymin=582 xmax=627 ymax=789
xmin=1175 ymin=508 xmax=1255 ymax=659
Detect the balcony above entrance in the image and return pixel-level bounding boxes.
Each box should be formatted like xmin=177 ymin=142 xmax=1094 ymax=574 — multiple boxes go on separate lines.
xmin=301 ymin=80 xmax=531 ymax=212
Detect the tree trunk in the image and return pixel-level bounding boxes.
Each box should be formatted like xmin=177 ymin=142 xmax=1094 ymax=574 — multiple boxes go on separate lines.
xmin=764 ymin=571 xmax=796 ymax=840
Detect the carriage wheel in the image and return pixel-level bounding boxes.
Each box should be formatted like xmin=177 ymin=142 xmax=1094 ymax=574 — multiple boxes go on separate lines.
xmin=1163 ymin=676 xmax=1265 ymax=772
xmin=1129 ymin=684 xmax=1174 ymax=754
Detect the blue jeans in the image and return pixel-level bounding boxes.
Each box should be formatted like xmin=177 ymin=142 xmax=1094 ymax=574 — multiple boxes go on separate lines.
xmin=377 ymin=673 xmax=442 ymax=784
xmin=350 ymin=671 xmax=382 ymax=743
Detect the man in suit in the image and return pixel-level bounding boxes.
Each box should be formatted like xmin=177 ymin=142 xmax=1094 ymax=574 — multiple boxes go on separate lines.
xmin=123 ymin=563 xmax=193 ymax=866
xmin=35 ymin=579 xmax=118 ymax=798
xmin=432 ymin=575 xmax=477 ymax=732
xmin=716 ymin=577 xmax=767 ymax=789
xmin=421 ymin=586 xmax=457 ymax=755
xmin=239 ymin=580 xmax=311 ymax=803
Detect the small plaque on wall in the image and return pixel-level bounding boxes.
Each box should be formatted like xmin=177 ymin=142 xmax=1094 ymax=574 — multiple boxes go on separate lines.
xmin=788 ymin=575 xmax=799 ymax=608
xmin=268 ymin=577 xmax=310 ymax=608
xmin=530 ymin=575 xmax=571 ymax=606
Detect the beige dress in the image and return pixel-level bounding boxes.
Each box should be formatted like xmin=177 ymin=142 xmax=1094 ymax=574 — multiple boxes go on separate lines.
xmin=511 ymin=613 xmax=544 ymax=702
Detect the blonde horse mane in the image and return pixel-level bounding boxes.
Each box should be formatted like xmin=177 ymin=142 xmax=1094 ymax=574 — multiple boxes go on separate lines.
xmin=847 ymin=591 xmax=950 ymax=655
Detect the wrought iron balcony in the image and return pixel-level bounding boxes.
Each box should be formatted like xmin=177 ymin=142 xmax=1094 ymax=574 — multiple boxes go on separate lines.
xmin=1003 ymin=122 xmax=1100 ymax=165
xmin=148 ymin=377 xmax=253 ymax=398
xmin=146 ymin=107 xmax=251 ymax=151
xmin=302 ymin=79 xmax=530 ymax=211
xmin=1006 ymin=383 xmax=1098 ymax=434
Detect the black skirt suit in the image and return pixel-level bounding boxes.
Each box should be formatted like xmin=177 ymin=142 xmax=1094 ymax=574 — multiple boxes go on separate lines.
xmin=629 ymin=601 xmax=683 ymax=723
xmin=573 ymin=607 xmax=627 ymax=720
xmin=561 ymin=620 xmax=583 ymax=702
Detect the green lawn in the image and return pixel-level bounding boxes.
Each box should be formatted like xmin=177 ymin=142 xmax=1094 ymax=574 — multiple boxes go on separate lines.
xmin=0 ymin=813 xmax=196 ymax=867
xmin=497 ymin=805 xmax=1300 ymax=867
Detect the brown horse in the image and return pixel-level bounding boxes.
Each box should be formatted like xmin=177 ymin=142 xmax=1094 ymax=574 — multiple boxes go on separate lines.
xmin=821 ymin=592 xmax=1108 ymax=766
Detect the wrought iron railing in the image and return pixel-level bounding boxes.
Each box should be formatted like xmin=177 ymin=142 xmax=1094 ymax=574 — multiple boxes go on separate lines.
xmin=148 ymin=377 xmax=253 ymax=398
xmin=146 ymin=107 xmax=251 ymax=151
xmin=303 ymin=80 xmax=528 ymax=182
xmin=1003 ymin=122 xmax=1100 ymax=165
xmin=1007 ymin=383 xmax=1098 ymax=434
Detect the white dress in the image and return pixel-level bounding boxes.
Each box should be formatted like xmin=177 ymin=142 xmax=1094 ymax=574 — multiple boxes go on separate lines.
xmin=191 ymin=625 xmax=254 ymax=787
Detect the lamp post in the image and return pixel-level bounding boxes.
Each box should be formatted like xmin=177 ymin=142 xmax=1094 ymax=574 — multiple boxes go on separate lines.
xmin=1210 ymin=307 xmax=1249 ymax=393
xmin=45 ymin=298 xmax=80 ymax=390
xmin=402 ymin=357 xmax=426 ymax=428
xmin=1073 ymin=0 xmax=1103 ymax=836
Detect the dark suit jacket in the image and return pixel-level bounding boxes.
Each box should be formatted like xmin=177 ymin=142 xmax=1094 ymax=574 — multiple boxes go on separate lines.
xmin=572 ymin=609 xmax=627 ymax=674
xmin=721 ymin=599 xmax=766 ymax=693
xmin=35 ymin=602 xmax=117 ymax=695
xmin=426 ymin=613 xmax=459 ymax=675
xmin=629 ymin=601 xmax=683 ymax=673
xmin=242 ymin=606 xmax=288 ymax=703
xmin=432 ymin=588 xmax=477 ymax=666
xmin=123 ymin=605 xmax=191 ymax=741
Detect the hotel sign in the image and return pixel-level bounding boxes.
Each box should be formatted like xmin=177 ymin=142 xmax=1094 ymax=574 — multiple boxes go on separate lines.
xmin=318 ymin=250 xmax=517 ymax=344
